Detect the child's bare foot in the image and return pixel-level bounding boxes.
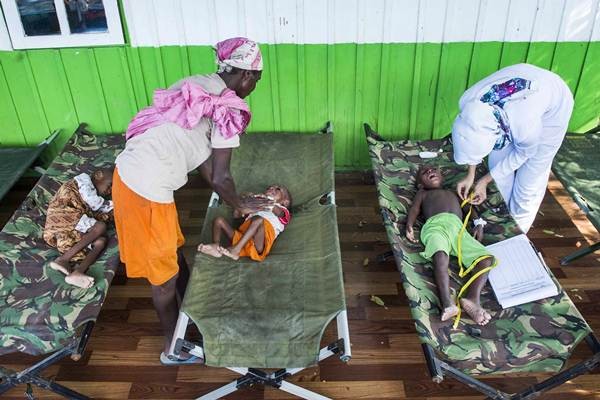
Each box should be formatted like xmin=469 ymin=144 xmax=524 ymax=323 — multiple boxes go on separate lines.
xmin=221 ymin=247 xmax=240 ymax=260
xmin=460 ymin=298 xmax=491 ymax=325
xmin=197 ymin=244 xmax=223 ymax=258
xmin=440 ymin=305 xmax=459 ymax=321
xmin=49 ymin=259 xmax=70 ymax=275
xmin=65 ymin=271 xmax=94 ymax=289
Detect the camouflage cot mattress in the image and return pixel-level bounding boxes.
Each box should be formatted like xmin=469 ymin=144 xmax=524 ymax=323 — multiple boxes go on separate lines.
xmin=366 ymin=133 xmax=592 ymax=375
xmin=0 ymin=127 xmax=124 ymax=356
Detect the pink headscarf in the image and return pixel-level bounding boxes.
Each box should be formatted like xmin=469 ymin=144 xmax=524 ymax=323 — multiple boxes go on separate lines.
xmin=125 ymin=81 xmax=251 ymax=140
xmin=215 ymin=37 xmax=263 ymax=72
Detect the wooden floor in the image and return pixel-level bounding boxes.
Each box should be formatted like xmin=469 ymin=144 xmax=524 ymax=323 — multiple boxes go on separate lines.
xmin=1 ymin=172 xmax=599 ymax=399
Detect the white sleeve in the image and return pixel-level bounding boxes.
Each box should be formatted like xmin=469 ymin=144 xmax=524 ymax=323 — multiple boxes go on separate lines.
xmin=489 ymin=119 xmax=541 ymax=181
xmin=210 ymin=123 xmax=240 ymax=149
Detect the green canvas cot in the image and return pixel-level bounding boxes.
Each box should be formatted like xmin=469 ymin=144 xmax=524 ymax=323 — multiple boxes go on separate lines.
xmin=0 ymin=124 xmax=123 ymax=399
xmin=364 ymin=123 xmax=600 ymax=400
xmin=0 ymin=130 xmax=59 ymax=202
xmin=168 ymin=124 xmax=351 ymax=400
xmin=551 ymin=128 xmax=600 ymax=265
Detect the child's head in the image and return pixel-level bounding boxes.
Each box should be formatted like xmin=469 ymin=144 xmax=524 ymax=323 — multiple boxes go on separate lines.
xmin=417 ymin=165 xmax=443 ymax=189
xmin=265 ymin=185 xmax=292 ymax=208
xmin=92 ymin=168 xmax=114 ymax=196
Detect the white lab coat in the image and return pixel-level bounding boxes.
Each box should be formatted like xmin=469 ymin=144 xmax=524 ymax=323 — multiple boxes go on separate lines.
xmin=457 ymin=63 xmax=574 ymax=232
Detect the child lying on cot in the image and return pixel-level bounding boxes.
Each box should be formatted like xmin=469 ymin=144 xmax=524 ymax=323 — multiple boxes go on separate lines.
xmin=405 ymin=165 xmax=496 ymax=326
xmin=43 ymin=168 xmax=114 ymax=289
xmin=198 ymin=185 xmax=292 ymax=261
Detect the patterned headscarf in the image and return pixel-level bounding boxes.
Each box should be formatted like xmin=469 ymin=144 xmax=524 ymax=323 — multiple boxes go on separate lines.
xmin=215 ymin=37 xmax=263 ymax=73
xmin=452 ymin=77 xmax=533 ymax=164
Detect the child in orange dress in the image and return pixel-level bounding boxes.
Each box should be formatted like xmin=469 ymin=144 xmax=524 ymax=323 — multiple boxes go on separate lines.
xmin=198 ymin=185 xmax=291 ymax=261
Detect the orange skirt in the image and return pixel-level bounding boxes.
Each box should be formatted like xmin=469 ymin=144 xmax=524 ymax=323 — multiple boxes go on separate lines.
xmin=232 ymin=218 xmax=277 ymax=262
xmin=112 ymin=169 xmax=184 ymax=285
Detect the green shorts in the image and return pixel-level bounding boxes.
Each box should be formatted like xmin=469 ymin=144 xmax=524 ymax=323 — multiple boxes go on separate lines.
xmin=419 ymin=212 xmax=490 ymax=267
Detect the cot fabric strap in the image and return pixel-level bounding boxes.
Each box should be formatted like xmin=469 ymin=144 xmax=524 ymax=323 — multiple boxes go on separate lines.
xmin=453 ymin=193 xmax=499 ymax=328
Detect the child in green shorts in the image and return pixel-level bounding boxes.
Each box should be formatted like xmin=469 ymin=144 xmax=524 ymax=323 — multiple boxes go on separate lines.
xmin=405 ymin=165 xmax=495 ymax=326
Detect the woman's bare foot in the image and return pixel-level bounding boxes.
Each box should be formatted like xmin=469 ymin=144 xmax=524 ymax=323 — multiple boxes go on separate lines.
xmin=197 ymin=244 xmax=223 ymax=258
xmin=49 ymin=259 xmax=70 ymax=275
xmin=65 ymin=270 xmax=94 ymax=289
xmin=460 ymin=298 xmax=491 ymax=325
xmin=440 ymin=305 xmax=459 ymax=321
xmin=221 ymin=247 xmax=240 ymax=260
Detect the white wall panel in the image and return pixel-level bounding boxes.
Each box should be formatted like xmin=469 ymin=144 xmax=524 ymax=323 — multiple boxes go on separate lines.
xmin=504 ymin=0 xmax=538 ymax=41
xmin=122 ymin=0 xmax=600 ymax=46
xmin=560 ymin=0 xmax=600 ymax=40
xmin=531 ymin=0 xmax=565 ymax=42
xmin=0 ymin=6 xmax=12 ymax=50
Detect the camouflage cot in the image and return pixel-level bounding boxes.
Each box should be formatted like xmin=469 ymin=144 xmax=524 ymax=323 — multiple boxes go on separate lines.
xmin=364 ymin=124 xmax=600 ymax=399
xmin=0 ymin=124 xmax=123 ymax=399
xmin=167 ymin=123 xmax=351 ymax=400
xmin=551 ymin=127 xmax=600 ymax=265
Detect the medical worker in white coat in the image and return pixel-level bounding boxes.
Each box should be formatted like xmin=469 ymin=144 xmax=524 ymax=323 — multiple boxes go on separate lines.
xmin=452 ymin=63 xmax=574 ymax=233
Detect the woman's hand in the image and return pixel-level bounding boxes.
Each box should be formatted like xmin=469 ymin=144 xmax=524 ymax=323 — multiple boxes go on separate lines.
xmin=456 ymin=175 xmax=474 ymax=201
xmin=456 ymin=165 xmax=477 ymax=200
xmin=236 ymin=194 xmax=275 ymax=215
xmin=470 ymin=174 xmax=492 ymax=205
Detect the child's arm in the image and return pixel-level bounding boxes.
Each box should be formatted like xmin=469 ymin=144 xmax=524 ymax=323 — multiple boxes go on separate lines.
xmin=462 ymin=203 xmax=485 ymax=242
xmin=405 ymin=190 xmax=425 ymax=243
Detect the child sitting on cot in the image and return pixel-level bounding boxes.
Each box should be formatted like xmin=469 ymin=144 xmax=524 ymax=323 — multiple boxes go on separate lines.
xmin=198 ymin=185 xmax=292 ymax=261
xmin=405 ymin=165 xmax=495 ymax=326
xmin=43 ymin=168 xmax=114 ymax=289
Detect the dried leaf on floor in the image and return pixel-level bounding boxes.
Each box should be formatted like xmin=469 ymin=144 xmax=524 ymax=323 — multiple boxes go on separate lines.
xmin=363 ymin=257 xmax=370 ymax=267
xmin=370 ymin=295 xmax=388 ymax=309
xmin=358 ymin=220 xmax=367 ymax=228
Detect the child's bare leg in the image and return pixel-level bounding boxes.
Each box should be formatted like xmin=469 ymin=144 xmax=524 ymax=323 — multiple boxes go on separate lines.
xmin=213 ymin=216 xmax=234 ymax=244
xmin=460 ymin=256 xmax=494 ymax=325
xmin=198 ymin=217 xmax=234 ymax=257
xmin=51 ymin=222 xmax=107 ymax=274
xmin=222 ymin=217 xmax=264 ymax=260
xmin=432 ymin=251 xmax=458 ymax=321
xmin=65 ymin=236 xmax=107 ymax=289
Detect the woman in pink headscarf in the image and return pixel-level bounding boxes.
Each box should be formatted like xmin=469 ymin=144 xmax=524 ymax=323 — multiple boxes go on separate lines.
xmin=112 ymin=38 xmax=270 ymax=363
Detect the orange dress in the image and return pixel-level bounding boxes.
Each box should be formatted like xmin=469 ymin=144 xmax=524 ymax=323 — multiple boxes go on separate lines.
xmin=112 ymin=169 xmax=184 ymax=286
xmin=232 ymin=218 xmax=277 ymax=261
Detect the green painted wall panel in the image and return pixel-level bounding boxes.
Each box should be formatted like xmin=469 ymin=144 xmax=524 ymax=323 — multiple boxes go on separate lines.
xmin=26 ymin=49 xmax=79 ymax=152
xmin=0 ymin=60 xmax=26 ymax=146
xmin=526 ymin=42 xmax=556 ymax=70
xmin=59 ymin=49 xmax=112 ymax=133
xmin=1 ymin=52 xmax=49 ymax=145
xmin=570 ymin=41 xmax=600 ymax=131
xmin=0 ymin=41 xmax=599 ymax=168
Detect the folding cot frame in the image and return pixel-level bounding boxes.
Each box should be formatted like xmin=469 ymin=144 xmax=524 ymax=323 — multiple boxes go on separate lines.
xmin=552 ymin=125 xmax=600 ymax=266
xmin=169 ymin=308 xmax=351 ymax=400
xmin=0 ymin=321 xmax=95 ymax=400
xmin=364 ymin=123 xmax=600 ymax=400
xmin=168 ymin=123 xmax=352 ymax=400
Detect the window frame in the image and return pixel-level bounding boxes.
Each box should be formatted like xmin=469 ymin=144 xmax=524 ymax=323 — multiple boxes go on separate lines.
xmin=1 ymin=0 xmax=124 ymax=49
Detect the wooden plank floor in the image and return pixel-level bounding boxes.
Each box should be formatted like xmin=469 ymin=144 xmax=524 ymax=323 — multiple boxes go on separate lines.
xmin=1 ymin=172 xmax=599 ymax=399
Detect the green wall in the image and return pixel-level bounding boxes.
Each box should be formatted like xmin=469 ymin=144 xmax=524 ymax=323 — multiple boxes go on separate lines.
xmin=0 ymin=42 xmax=599 ymax=168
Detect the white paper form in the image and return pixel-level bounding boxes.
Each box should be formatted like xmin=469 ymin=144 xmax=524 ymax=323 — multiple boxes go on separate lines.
xmin=487 ymin=234 xmax=558 ymax=308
